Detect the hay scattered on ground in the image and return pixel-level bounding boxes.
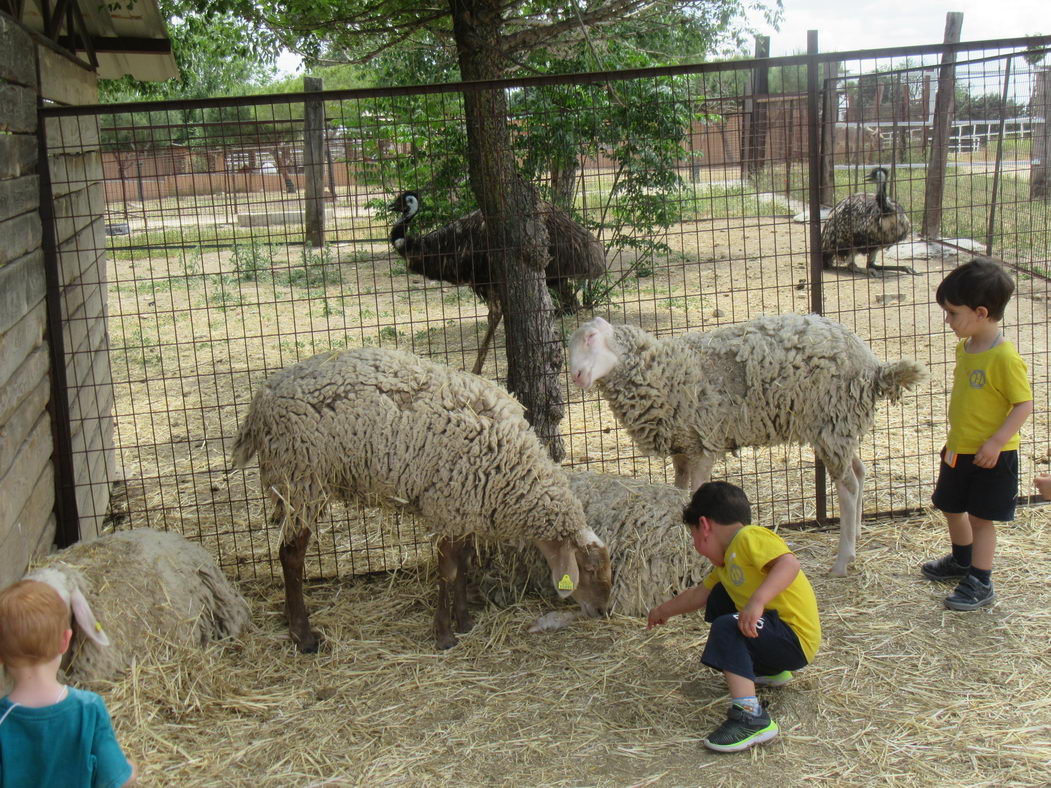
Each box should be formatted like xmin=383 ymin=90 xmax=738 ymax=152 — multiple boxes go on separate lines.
xmin=97 ymin=505 xmax=1051 ymax=787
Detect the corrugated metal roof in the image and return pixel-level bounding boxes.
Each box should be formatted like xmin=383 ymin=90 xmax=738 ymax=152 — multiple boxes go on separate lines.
xmin=20 ymin=0 xmax=178 ymax=81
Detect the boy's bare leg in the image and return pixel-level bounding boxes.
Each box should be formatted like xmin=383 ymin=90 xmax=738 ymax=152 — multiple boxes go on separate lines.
xmin=724 ymin=671 xmax=756 ymax=700
xmin=945 ymin=511 xmax=973 ymax=548
xmin=968 ymin=515 xmax=995 ymax=571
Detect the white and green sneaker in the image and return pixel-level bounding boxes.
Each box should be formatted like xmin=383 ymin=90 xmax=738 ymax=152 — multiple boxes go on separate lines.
xmin=703 ymin=704 xmax=779 ymax=753
xmin=754 ymin=670 xmax=793 ymax=687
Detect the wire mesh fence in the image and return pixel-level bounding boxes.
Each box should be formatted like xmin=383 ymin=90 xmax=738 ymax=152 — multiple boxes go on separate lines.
xmin=40 ymin=37 xmax=1051 ymax=582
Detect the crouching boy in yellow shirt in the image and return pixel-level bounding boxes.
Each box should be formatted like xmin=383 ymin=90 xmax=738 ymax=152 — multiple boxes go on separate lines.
xmin=647 ymin=481 xmax=821 ymax=753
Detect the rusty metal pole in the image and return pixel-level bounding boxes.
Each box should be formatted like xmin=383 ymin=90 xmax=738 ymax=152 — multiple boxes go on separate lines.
xmin=807 ymin=30 xmax=828 ymax=524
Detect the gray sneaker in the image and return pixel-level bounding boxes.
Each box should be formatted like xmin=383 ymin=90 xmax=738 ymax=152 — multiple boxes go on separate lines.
xmin=703 ymin=704 xmax=779 ymax=753
xmin=944 ymin=575 xmax=996 ymax=611
xmin=921 ymin=554 xmax=969 ymax=582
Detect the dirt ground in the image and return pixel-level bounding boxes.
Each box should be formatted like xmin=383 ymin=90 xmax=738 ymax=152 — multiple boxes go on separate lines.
xmin=85 ymin=184 xmax=1051 ymax=785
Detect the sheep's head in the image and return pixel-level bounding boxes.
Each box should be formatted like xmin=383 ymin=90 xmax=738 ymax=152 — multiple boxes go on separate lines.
xmin=535 ymin=529 xmax=612 ymax=618
xmin=568 ymin=317 xmax=620 ymax=389
xmin=24 ymin=567 xmax=111 ymax=647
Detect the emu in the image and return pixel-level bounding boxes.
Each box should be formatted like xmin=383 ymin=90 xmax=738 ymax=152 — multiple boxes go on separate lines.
xmin=821 ymin=166 xmax=915 ymax=277
xmin=389 ymin=191 xmax=606 ymax=374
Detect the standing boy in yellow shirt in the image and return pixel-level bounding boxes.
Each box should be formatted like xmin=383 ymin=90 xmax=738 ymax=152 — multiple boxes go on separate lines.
xmin=647 ymin=481 xmax=820 ymax=753
xmin=924 ymin=257 xmax=1033 ymax=610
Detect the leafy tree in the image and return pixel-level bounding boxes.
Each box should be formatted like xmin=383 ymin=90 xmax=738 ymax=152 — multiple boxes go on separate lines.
xmin=176 ymin=0 xmax=770 ymax=459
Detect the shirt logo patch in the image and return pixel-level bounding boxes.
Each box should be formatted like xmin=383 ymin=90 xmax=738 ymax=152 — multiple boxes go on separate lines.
xmin=969 ymin=369 xmax=986 ymax=388
xmin=729 ymin=564 xmax=745 ymax=586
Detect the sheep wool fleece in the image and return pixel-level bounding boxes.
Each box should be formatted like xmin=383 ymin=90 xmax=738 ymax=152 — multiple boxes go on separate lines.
xmin=598 ymin=313 xmax=918 ymax=480
xmin=233 ymin=347 xmax=588 ymax=546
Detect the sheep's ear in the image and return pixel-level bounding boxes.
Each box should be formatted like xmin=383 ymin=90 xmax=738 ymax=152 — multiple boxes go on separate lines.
xmin=70 ymin=589 xmax=111 ymax=647
xmin=535 ymin=539 xmax=579 ymax=599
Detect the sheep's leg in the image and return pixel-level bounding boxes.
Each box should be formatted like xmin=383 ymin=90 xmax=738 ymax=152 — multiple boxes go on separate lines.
xmin=279 ymin=526 xmax=320 ymax=653
xmin=435 ymin=536 xmax=471 ymax=650
xmin=471 ymin=307 xmax=502 ymax=375
xmin=830 ymin=457 xmax=865 ymax=576
xmin=673 ymin=453 xmax=717 ymax=493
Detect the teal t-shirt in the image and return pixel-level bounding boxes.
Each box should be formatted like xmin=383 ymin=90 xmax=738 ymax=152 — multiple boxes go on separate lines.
xmin=0 ymin=687 xmax=132 ymax=788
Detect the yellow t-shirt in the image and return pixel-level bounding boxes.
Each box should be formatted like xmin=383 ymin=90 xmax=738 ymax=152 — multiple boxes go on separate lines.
xmin=702 ymin=525 xmax=821 ymax=662
xmin=947 ymin=339 xmax=1031 ymax=454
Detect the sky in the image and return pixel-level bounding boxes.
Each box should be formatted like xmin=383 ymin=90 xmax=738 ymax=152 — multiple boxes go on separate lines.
xmin=748 ymin=0 xmax=1046 ymax=55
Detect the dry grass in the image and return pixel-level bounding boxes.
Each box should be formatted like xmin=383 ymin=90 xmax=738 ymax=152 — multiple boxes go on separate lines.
xmin=96 ymin=504 xmax=1051 ymax=788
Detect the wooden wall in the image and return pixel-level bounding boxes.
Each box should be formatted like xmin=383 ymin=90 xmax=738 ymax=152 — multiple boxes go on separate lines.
xmin=0 ymin=20 xmax=110 ymax=587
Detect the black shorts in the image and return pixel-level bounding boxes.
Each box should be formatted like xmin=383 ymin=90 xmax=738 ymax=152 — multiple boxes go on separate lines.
xmin=931 ymin=448 xmax=1019 ymax=522
xmin=700 ymin=583 xmax=808 ymax=680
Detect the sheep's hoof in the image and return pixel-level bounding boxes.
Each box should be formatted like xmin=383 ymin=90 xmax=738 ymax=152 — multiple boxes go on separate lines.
xmin=829 ymin=563 xmax=850 ymax=577
xmin=294 ymin=631 xmax=321 ymax=654
xmin=436 ymin=632 xmax=458 ymax=650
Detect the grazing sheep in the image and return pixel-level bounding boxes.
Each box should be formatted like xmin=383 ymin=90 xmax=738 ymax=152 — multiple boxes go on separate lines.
xmin=568 ymin=314 xmax=926 ymax=576
xmin=478 ymin=470 xmax=706 ymax=626
xmin=18 ymin=529 xmax=249 ymax=685
xmin=229 ymin=346 xmax=612 ymax=652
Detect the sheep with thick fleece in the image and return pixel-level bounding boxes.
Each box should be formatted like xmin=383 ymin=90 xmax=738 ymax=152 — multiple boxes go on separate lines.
xmin=16 ymin=529 xmax=249 ymax=685
xmin=478 ymin=470 xmax=705 ymax=626
xmin=568 ymin=314 xmax=926 ymax=576
xmin=229 ymin=346 xmax=612 ymax=651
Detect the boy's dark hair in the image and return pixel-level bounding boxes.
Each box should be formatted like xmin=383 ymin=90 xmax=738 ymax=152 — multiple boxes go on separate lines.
xmin=0 ymin=580 xmax=68 ymax=668
xmin=935 ymin=256 xmax=1015 ymax=320
xmin=683 ymin=481 xmax=752 ymax=526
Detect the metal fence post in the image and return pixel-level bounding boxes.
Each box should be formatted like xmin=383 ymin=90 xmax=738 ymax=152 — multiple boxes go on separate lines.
xmin=806 ymin=29 xmax=828 ymax=525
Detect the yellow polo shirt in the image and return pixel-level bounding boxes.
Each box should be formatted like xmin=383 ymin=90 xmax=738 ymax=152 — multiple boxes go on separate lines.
xmin=947 ymin=339 xmax=1031 ymax=454
xmin=703 ymin=525 xmax=821 ymax=661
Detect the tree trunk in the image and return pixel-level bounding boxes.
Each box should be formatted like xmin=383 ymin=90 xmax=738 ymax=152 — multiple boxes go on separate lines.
xmin=449 ymin=0 xmax=565 ymax=461
xmin=550 ymin=157 xmax=577 ymax=209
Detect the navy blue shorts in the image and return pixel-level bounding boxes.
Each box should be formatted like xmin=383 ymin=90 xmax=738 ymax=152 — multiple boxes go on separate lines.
xmin=931 ymin=448 xmax=1018 ymax=522
xmin=700 ymin=583 xmax=809 ymax=680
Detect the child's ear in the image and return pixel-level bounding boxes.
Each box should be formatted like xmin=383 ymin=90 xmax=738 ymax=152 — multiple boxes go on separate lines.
xmin=975 ymin=306 xmax=990 ymax=320
xmin=60 ymin=628 xmax=73 ymax=655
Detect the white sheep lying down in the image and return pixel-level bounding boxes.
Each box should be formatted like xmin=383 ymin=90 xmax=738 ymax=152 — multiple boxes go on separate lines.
xmin=20 ymin=528 xmax=249 ymax=685
xmin=478 ymin=470 xmax=706 ymax=628
xmin=230 ymin=346 xmax=612 ymax=651
xmin=569 ymin=313 xmax=926 ymax=576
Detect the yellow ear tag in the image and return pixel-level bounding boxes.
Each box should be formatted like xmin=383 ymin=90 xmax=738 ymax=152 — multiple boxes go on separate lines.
xmin=557 ymin=574 xmax=575 ymax=591
xmin=95 ymin=622 xmax=104 ymax=632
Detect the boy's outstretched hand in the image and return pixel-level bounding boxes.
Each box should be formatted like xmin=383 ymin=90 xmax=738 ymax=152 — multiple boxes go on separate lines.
xmin=646 ymin=606 xmax=668 ymax=630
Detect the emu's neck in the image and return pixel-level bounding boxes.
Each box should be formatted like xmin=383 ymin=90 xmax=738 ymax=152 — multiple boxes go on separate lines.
xmin=874 ymin=177 xmax=892 ymax=214
xmin=390 ymin=213 xmax=413 ymax=257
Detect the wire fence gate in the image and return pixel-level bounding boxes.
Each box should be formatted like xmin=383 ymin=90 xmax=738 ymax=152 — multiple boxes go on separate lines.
xmin=40 ymin=35 xmax=1051 ymax=582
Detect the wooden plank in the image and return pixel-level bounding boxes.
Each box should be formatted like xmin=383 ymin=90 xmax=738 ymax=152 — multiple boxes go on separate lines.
xmin=0 ymin=83 xmax=36 ymax=134
xmin=47 ymin=150 xmax=103 ymax=200
xmin=0 ymin=413 xmax=52 ymax=533
xmin=36 ymin=43 xmax=97 ymax=106
xmin=0 ymin=19 xmax=36 ymax=89
xmin=0 ymin=375 xmax=49 ymax=480
xmin=51 ymin=184 xmax=104 ymax=250
xmin=44 ymin=115 xmax=100 ymax=154
xmin=0 ymin=211 xmax=42 ymax=266
xmin=0 ymin=134 xmax=38 ymax=179
xmin=66 ymin=350 xmax=113 ymax=429
xmin=0 ymin=345 xmax=49 ymax=426
xmin=0 ymin=298 xmax=46 ymax=387
xmin=0 ymin=467 xmax=56 ymax=587
xmin=56 ymin=219 xmax=104 ymax=290
xmin=0 ymin=175 xmax=39 ymax=223
xmin=0 ymin=248 xmax=46 ymax=336
xmin=1031 ymin=70 xmax=1049 ymax=200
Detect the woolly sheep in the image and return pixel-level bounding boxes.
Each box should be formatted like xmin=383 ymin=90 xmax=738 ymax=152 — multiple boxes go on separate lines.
xmin=568 ymin=313 xmax=927 ymax=576
xmin=477 ymin=470 xmax=706 ymax=627
xmin=15 ymin=528 xmax=249 ymax=685
xmin=229 ymin=346 xmax=613 ymax=652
